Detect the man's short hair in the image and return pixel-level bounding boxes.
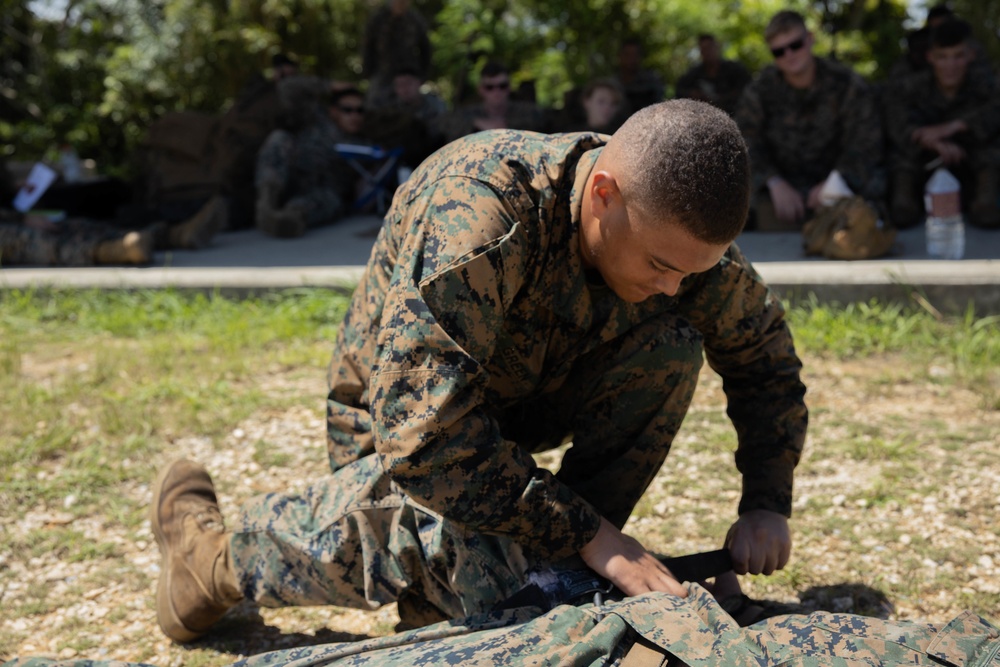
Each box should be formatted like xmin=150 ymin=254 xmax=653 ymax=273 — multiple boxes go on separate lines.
xmin=608 ymin=99 xmax=750 ymax=244
xmin=393 ymin=65 xmax=422 ymax=79
xmin=926 ymin=3 xmax=954 ymax=25
xmin=479 ymin=61 xmax=509 ymax=79
xmin=930 ymin=18 xmax=972 ymax=49
xmin=697 ymin=33 xmax=717 ymax=43
xmin=329 ymin=86 xmax=364 ymax=106
xmin=271 ymin=53 xmax=298 ymax=68
xmin=620 ymin=36 xmax=644 ymax=53
xmin=764 ymin=11 xmax=808 ymax=42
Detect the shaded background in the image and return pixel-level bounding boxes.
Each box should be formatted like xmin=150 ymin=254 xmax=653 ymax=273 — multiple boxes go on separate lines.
xmin=2 ymin=0 xmax=997 ymax=180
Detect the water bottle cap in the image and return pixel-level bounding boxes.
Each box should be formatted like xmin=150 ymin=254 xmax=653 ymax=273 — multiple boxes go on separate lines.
xmin=925 ymin=168 xmax=960 ymax=194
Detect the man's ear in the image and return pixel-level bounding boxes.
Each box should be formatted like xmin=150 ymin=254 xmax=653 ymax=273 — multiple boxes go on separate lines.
xmin=590 ymin=170 xmax=623 ymax=219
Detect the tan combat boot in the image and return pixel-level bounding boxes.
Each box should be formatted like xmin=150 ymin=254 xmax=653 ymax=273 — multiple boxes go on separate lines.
xmin=167 ymin=196 xmax=228 ymax=249
xmin=151 ymin=459 xmax=244 ymax=642
xmin=94 ymin=228 xmax=156 ymax=265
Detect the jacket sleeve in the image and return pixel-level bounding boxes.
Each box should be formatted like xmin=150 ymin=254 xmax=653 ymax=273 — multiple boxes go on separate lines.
xmin=734 ymin=79 xmax=779 ymax=192
xmin=957 ymin=72 xmax=1000 ymax=143
xmin=833 ymin=76 xmax=885 ymax=199
xmin=882 ymin=76 xmax=921 ymax=155
xmin=677 ymin=244 xmax=807 ymax=518
xmin=370 ymin=177 xmax=602 ymax=560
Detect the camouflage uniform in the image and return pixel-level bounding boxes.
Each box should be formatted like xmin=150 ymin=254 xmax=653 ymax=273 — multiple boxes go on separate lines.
xmin=0 ymin=159 xmax=126 ymax=266
xmin=255 ymin=118 xmax=353 ymax=229
xmin=675 ymin=59 xmax=752 ymax=116
xmin=884 ymin=65 xmax=1000 ymax=226
xmin=735 ymin=58 xmax=886 ymax=222
xmin=437 ymin=101 xmax=547 ymax=144
xmin=208 ymin=76 xmax=283 ymax=229
xmin=362 ymin=4 xmax=432 ymax=109
xmin=228 ymin=130 xmax=807 ymax=625
xmin=0 ymin=217 xmax=123 ymax=267
xmin=615 ymin=69 xmax=666 ymax=112
xmin=7 ymin=585 xmax=1000 ymax=666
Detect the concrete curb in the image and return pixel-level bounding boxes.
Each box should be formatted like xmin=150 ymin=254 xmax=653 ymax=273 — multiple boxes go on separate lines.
xmin=756 ymin=260 xmax=1000 ymax=314
xmin=0 ymin=266 xmax=365 ymax=294
xmin=2 ymin=260 xmax=998 ymax=313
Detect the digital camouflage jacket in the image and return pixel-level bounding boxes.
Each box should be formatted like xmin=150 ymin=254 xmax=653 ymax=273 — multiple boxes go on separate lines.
xmin=883 ymin=65 xmax=1000 ymax=169
xmin=325 ymin=130 xmax=807 ymax=562
xmin=735 ymin=57 xmax=885 ymax=200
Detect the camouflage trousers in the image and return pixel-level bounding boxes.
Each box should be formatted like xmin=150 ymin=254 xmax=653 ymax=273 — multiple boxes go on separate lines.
xmin=7 ymin=585 xmax=1000 ymax=666
xmin=263 ymin=312 xmax=705 ymax=627
xmin=230 ymin=453 xmax=531 ymax=625
xmin=255 ymin=129 xmax=346 ymax=228
xmin=0 ymin=219 xmax=120 ymax=267
xmin=238 ymin=319 xmax=704 ymax=627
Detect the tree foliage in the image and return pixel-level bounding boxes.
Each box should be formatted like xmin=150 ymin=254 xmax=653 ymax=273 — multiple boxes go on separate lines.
xmin=2 ymin=0 xmax=996 ymax=179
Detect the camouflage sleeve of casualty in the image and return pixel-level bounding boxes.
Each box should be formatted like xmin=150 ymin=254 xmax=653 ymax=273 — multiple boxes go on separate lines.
xmin=677 ymin=243 xmax=807 ymax=518
xmin=368 ymin=148 xmax=602 ymax=561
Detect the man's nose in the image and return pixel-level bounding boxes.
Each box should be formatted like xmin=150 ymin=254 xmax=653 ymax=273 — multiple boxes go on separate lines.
xmin=654 ymin=273 xmax=683 ymax=297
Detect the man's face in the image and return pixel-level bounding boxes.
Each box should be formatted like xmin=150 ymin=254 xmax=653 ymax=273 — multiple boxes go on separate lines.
xmin=478 ymin=73 xmax=511 ymax=105
xmin=393 ymin=73 xmax=422 ymax=104
xmin=330 ymin=94 xmax=366 ymax=135
xmin=699 ymin=37 xmax=721 ymax=64
xmin=274 ymin=64 xmax=298 ymax=82
xmin=583 ymin=191 xmax=730 ymax=303
xmin=582 ymin=86 xmax=621 ymax=129
xmin=928 ymin=42 xmax=972 ymax=91
xmin=767 ymin=29 xmax=814 ymax=78
xmin=619 ymin=44 xmax=642 ymax=73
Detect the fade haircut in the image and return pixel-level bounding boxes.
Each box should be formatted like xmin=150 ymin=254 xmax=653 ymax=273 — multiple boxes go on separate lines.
xmin=479 ymin=61 xmax=509 ymax=79
xmin=605 ymin=99 xmax=750 ymax=244
xmin=765 ymin=11 xmax=808 ymax=42
xmin=930 ymin=18 xmax=972 ymax=49
xmin=926 ymin=3 xmax=954 ymax=24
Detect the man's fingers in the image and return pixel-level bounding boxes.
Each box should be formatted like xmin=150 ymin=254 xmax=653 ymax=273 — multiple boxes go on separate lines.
xmin=658 ymin=574 xmax=689 ymax=598
xmin=728 ymin=538 xmax=751 ymax=575
xmin=778 ymin=540 xmax=792 ymax=571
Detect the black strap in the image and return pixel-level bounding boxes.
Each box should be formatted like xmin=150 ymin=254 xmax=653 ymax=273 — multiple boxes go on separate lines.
xmin=493 ymin=548 xmax=733 ymax=613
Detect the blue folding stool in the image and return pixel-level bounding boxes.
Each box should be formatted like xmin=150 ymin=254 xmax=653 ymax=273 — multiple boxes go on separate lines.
xmin=334 ymin=143 xmax=404 ymax=215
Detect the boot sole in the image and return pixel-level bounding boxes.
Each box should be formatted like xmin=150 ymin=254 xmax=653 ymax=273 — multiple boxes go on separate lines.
xmin=150 ymin=461 xmax=204 ymax=643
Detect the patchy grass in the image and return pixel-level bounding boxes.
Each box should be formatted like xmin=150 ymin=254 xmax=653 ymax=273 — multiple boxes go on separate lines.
xmin=0 ymin=289 xmax=998 ymax=663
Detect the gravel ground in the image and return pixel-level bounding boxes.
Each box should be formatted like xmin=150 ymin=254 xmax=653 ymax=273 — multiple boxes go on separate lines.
xmin=2 ymin=354 xmax=999 ymax=664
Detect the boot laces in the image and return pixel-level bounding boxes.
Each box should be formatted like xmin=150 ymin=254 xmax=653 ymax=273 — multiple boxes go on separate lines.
xmin=195 ymin=508 xmax=225 ymax=533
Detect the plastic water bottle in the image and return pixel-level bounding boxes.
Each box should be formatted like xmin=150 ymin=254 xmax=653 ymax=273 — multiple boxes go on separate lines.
xmin=58 ymin=144 xmax=83 ymax=184
xmin=924 ymin=168 xmax=965 ymax=260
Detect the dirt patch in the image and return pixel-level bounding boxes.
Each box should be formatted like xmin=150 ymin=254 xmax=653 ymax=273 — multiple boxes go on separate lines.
xmin=1 ymin=353 xmax=998 ymax=664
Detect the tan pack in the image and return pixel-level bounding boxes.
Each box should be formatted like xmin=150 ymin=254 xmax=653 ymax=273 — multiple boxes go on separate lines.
xmin=802 ymin=196 xmax=896 ymax=260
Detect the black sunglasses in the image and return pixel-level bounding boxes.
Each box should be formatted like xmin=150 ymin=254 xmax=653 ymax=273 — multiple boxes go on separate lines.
xmin=337 ymin=105 xmax=365 ymax=114
xmin=770 ymin=36 xmax=806 ymax=58
xmin=482 ymin=81 xmax=510 ymax=91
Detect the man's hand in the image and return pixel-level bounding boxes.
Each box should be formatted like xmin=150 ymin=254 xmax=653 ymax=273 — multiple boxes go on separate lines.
xmin=579 ymin=517 xmax=688 ymax=598
xmin=767 ymin=177 xmax=806 ymax=225
xmin=912 ymin=120 xmax=967 ymax=148
xmin=806 ymin=183 xmax=825 ymax=211
xmin=725 ymin=510 xmax=790 ymax=576
xmin=929 ymin=139 xmax=967 ymax=166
